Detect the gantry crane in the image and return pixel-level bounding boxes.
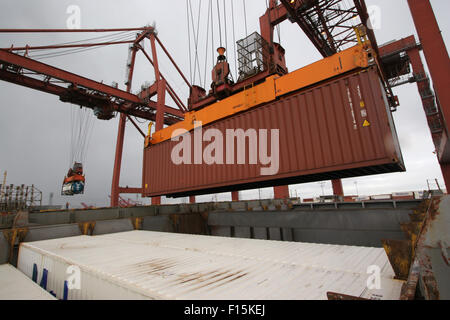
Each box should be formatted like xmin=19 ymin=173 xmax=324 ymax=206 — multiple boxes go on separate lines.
xmin=0 ymin=0 xmax=448 ymax=207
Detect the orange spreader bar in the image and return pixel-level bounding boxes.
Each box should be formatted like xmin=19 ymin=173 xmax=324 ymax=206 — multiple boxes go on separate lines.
xmin=149 ymin=44 xmax=371 ymax=145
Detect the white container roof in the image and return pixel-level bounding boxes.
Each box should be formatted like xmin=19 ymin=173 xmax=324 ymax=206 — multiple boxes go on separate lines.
xmin=17 ymin=231 xmax=404 ymax=300
xmin=0 ymin=264 xmax=56 ymax=300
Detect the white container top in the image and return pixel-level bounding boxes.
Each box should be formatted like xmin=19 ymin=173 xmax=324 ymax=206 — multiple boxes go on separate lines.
xmin=0 ymin=264 xmax=56 ymax=300
xmin=17 ymin=231 xmax=404 ymax=300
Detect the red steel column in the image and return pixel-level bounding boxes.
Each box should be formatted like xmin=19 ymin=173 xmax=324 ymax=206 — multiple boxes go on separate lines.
xmin=111 ymin=47 xmax=137 ymax=207
xmin=189 ymin=196 xmax=196 ymax=204
xmin=408 ymin=0 xmax=450 ymax=189
xmin=331 ymin=179 xmax=344 ymax=196
xmin=274 ymin=185 xmax=289 ymax=199
xmin=111 ymin=114 xmax=127 ymax=207
xmin=231 ymin=191 xmax=239 ymax=201
xmin=440 ymin=164 xmax=450 ymax=193
xmin=150 ymin=33 xmax=164 ymax=204
xmin=407 ymin=47 xmax=445 ymax=157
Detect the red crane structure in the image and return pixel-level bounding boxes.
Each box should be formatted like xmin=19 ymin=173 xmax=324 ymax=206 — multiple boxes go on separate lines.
xmin=0 ymin=26 xmax=188 ymax=206
xmin=0 ymin=0 xmax=448 ymax=207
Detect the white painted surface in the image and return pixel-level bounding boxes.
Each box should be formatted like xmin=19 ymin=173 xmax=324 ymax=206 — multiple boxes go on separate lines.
xmin=17 ymin=231 xmax=404 ymax=300
xmin=0 ymin=264 xmax=56 ymax=300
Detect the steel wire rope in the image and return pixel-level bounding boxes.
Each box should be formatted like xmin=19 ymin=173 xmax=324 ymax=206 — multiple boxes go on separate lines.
xmin=186 ymin=0 xmax=193 ymax=84
xmin=29 ymin=32 xmax=137 ymax=59
xmin=243 ymin=0 xmax=248 ymax=39
xmin=19 ymin=30 xmax=136 ymax=55
xmin=78 ymin=108 xmax=93 ymax=162
xmin=211 ymin=0 xmax=215 ymax=76
xmin=70 ymin=105 xmax=95 ymax=165
xmin=203 ymin=0 xmax=212 ymax=89
xmin=188 ymin=0 xmax=203 ymax=85
xmin=195 ymin=0 xmax=203 ymax=85
xmin=222 ymin=0 xmax=234 ymax=82
xmin=25 ymin=31 xmax=136 ymax=57
xmin=8 ymin=30 xmax=136 ymax=59
xmin=223 ymin=0 xmax=228 ymax=53
xmin=216 ymin=0 xmax=223 ymax=47
xmin=231 ymin=0 xmax=238 ymax=82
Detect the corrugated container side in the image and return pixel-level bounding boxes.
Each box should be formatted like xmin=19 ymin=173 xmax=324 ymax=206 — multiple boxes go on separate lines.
xmin=143 ymin=66 xmax=404 ymax=197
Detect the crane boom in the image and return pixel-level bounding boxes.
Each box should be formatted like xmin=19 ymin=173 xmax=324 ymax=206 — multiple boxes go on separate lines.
xmin=0 ymin=49 xmax=183 ymax=123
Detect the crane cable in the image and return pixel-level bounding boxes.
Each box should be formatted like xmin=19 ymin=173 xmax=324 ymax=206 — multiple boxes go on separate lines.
xmin=216 ymin=0 xmax=223 ymax=47
xmin=222 ymin=0 xmax=235 ymax=82
xmin=243 ymin=0 xmax=248 ymax=39
xmin=223 ymin=0 xmax=228 ymax=53
xmin=186 ymin=0 xmax=193 ymax=84
xmin=29 ymin=32 xmax=137 ymax=60
xmin=188 ymin=0 xmax=203 ymax=85
xmin=203 ymin=0 xmax=212 ymax=89
xmin=29 ymin=31 xmax=136 ymax=58
xmin=70 ymin=106 xmax=95 ymax=167
xmin=231 ymin=0 xmax=238 ymax=81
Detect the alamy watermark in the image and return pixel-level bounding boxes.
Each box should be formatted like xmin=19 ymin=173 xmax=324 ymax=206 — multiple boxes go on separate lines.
xmin=66 ymin=5 xmax=81 ymax=29
xmin=66 ymin=265 xmax=81 ymax=290
xmin=367 ymin=265 xmax=381 ymax=290
xmin=170 ymin=122 xmax=280 ymax=176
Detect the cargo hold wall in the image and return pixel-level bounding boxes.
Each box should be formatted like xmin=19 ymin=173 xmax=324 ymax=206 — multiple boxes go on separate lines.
xmin=144 ymin=66 xmax=404 ymax=197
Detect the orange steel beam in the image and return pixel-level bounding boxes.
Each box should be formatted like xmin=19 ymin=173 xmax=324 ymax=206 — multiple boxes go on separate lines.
xmin=149 ymin=44 xmax=370 ymax=145
xmin=231 ymin=191 xmax=239 ymax=202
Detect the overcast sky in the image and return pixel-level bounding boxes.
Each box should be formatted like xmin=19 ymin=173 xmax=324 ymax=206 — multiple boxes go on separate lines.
xmin=0 ymin=0 xmax=449 ymax=207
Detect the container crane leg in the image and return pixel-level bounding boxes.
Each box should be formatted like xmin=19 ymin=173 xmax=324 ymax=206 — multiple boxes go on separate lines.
xmin=408 ymin=0 xmax=450 ymax=191
xmin=111 ymin=115 xmax=127 ymax=207
xmin=274 ymin=186 xmax=290 ymax=200
xmin=111 ymin=46 xmax=138 ymax=207
xmin=332 ymin=179 xmax=344 ymax=197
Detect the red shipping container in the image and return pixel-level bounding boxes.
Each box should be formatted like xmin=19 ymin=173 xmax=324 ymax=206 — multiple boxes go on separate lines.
xmin=142 ymin=66 xmax=405 ymax=198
